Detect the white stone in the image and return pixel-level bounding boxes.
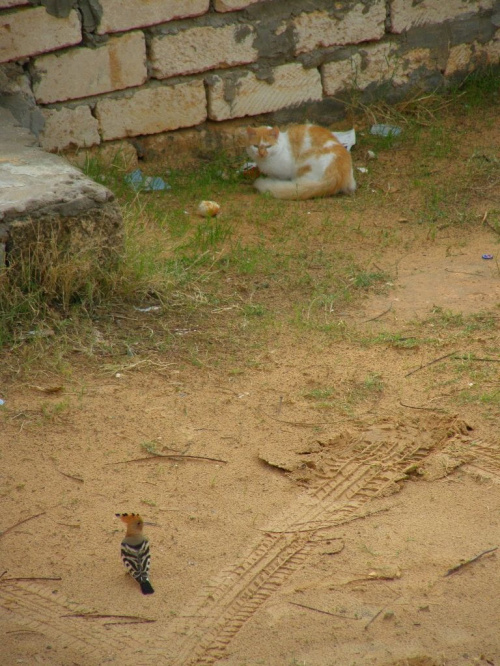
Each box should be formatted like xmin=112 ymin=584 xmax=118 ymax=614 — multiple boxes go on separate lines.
xmin=151 ymin=24 xmax=257 ymax=79
xmin=32 ymin=32 xmax=147 ymax=104
xmin=95 ymin=81 xmax=207 ymax=141
xmin=292 ymin=3 xmax=386 ymax=55
xmin=0 ymin=1 xmax=29 ymax=7
xmin=213 ymin=0 xmax=261 ymax=11
xmin=0 ymin=107 xmax=114 ymax=224
xmin=208 ymin=63 xmax=323 ymax=121
xmin=390 ymin=0 xmax=495 ymax=34
xmin=97 ymin=0 xmax=209 ymax=35
xmin=39 ymin=106 xmax=100 ymax=152
xmin=0 ymin=7 xmax=81 ymax=63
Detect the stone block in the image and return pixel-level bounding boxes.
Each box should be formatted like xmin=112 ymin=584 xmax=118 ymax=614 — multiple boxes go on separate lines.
xmin=0 ymin=7 xmax=81 ymax=63
xmin=0 ymin=1 xmax=28 ymax=7
xmin=445 ymin=43 xmax=474 ymax=76
xmin=0 ymin=107 xmax=122 ymax=272
xmin=95 ymin=81 xmax=207 ymax=141
xmin=390 ymin=0 xmax=495 ymax=34
xmin=323 ymin=43 xmax=433 ymax=95
xmin=213 ymin=0 xmax=261 ymax=11
xmin=97 ymin=0 xmax=209 ymax=35
xmin=292 ymin=3 xmax=386 ymax=55
xmin=207 ymin=63 xmax=323 ymax=121
xmin=151 ymin=24 xmax=257 ymax=79
xmin=445 ymin=33 xmax=500 ymax=76
xmin=32 ymin=32 xmax=146 ymax=104
xmin=482 ymin=29 xmax=500 ymax=64
xmin=70 ymin=141 xmax=139 ymax=171
xmin=140 ymin=120 xmax=249 ymax=167
xmin=39 ymin=106 xmax=100 ymax=152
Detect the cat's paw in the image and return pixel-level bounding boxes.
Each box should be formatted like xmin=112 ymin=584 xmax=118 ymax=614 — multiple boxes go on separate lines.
xmin=253 ymin=177 xmax=272 ymax=194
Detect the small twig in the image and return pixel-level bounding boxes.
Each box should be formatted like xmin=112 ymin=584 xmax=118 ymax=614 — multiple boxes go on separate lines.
xmin=106 ymin=453 xmax=228 ymax=466
xmin=482 ymin=210 xmax=500 ymax=236
xmin=363 ymin=304 xmax=393 ymax=323
xmin=452 ymin=356 xmax=500 ymax=363
xmin=57 ymin=522 xmax=81 ymax=528
xmin=399 ymin=401 xmax=446 ymax=412
xmin=1 ymin=576 xmax=62 ymax=582
xmin=104 ymin=619 xmax=156 ymax=626
xmin=260 ymin=410 xmax=339 ymax=427
xmin=444 ymin=268 xmax=482 ymax=276
xmin=364 ymin=607 xmax=386 ymax=630
xmin=289 ymin=601 xmax=360 ymax=620
xmin=63 ymin=613 xmax=154 ymax=623
xmin=0 ymin=512 xmax=46 ymax=538
xmin=444 ymin=546 xmax=498 ymax=577
xmin=405 ymin=351 xmax=459 ymax=377
xmin=55 ymin=468 xmax=84 ymax=483
xmin=261 ymin=507 xmax=391 ymax=534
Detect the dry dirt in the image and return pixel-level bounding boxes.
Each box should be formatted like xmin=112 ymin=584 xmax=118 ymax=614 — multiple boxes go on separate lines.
xmin=1 ymin=121 xmax=500 ymax=666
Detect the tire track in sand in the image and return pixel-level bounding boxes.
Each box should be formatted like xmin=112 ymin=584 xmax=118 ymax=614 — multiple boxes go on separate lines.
xmin=0 ymin=580 xmax=166 ymax=666
xmin=1 ymin=418 xmax=478 ymax=665
xmin=168 ymin=419 xmax=469 ymax=665
xmin=463 ymin=439 xmax=500 ymax=482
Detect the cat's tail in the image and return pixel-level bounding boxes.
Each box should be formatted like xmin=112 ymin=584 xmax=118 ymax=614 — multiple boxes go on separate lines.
xmin=254 ymin=172 xmax=356 ymax=200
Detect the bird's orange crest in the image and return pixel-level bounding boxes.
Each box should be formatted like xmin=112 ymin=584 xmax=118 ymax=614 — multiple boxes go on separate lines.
xmin=116 ymin=512 xmax=143 ymax=526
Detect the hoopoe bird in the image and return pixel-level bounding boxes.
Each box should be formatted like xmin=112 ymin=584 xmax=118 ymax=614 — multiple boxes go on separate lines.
xmin=116 ymin=513 xmax=154 ymax=595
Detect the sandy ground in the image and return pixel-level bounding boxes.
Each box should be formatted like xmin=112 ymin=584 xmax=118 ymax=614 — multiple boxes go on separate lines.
xmin=1 ymin=115 xmax=500 ymax=666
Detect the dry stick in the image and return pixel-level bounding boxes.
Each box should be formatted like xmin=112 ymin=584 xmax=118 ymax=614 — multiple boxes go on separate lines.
xmin=363 ymin=303 xmax=393 ymax=323
xmin=261 ymin=507 xmax=391 ymax=534
xmin=260 ymin=410 xmax=339 ymax=428
xmin=2 ymin=576 xmax=62 ymax=582
xmin=364 ymin=606 xmax=386 ymax=630
xmin=62 ymin=613 xmax=154 ymax=623
xmin=107 ymin=453 xmax=228 ymax=466
xmin=289 ymin=601 xmax=360 ymax=620
xmin=405 ymin=351 xmax=459 ymax=378
xmin=452 ymin=356 xmax=500 ymax=363
xmin=102 ymin=619 xmax=156 ymax=627
xmin=444 ymin=268 xmax=482 ymax=276
xmin=0 ymin=511 xmax=46 ymax=538
xmin=444 ymin=546 xmax=498 ymax=577
xmin=55 ymin=468 xmax=84 ymax=483
xmin=399 ymin=401 xmax=446 ymax=412
xmin=482 ymin=210 xmax=500 ymax=236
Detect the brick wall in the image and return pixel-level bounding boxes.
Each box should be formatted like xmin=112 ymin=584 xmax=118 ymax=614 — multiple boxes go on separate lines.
xmin=1 ymin=0 xmax=499 ymax=157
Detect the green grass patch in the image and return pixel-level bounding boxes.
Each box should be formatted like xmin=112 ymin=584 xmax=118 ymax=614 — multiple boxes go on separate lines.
xmin=1 ymin=67 xmax=500 ymax=376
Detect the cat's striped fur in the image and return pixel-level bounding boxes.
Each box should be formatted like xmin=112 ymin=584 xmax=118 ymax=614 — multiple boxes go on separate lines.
xmin=245 ymin=124 xmax=356 ymax=200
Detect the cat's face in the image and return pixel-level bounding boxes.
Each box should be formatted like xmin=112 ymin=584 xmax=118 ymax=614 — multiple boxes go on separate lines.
xmin=246 ymin=126 xmax=280 ymax=159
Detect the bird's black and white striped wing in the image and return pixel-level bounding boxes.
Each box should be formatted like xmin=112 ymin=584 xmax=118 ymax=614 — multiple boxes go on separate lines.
xmin=120 ymin=538 xmax=151 ymax=581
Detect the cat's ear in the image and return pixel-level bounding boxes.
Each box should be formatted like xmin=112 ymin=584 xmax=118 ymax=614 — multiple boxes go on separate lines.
xmin=246 ymin=127 xmax=257 ymax=138
xmin=270 ymin=127 xmax=280 ymax=139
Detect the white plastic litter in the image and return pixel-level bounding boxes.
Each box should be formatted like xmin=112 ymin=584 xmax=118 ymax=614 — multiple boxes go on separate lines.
xmin=332 ymin=128 xmax=356 ymax=151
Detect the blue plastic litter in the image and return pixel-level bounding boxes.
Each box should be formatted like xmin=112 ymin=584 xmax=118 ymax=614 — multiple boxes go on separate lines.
xmin=370 ymin=124 xmax=402 ymax=137
xmin=0 ymin=399 xmax=4 ymax=406
xmin=124 ymin=168 xmax=170 ymax=192
xmin=482 ymin=254 xmax=494 ymax=260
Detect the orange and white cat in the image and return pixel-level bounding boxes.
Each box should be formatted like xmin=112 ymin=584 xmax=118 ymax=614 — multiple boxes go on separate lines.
xmin=245 ymin=124 xmax=356 ymax=200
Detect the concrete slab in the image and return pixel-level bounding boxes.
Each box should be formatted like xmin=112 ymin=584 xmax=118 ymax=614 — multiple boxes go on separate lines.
xmin=0 ymin=107 xmax=123 ymax=268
